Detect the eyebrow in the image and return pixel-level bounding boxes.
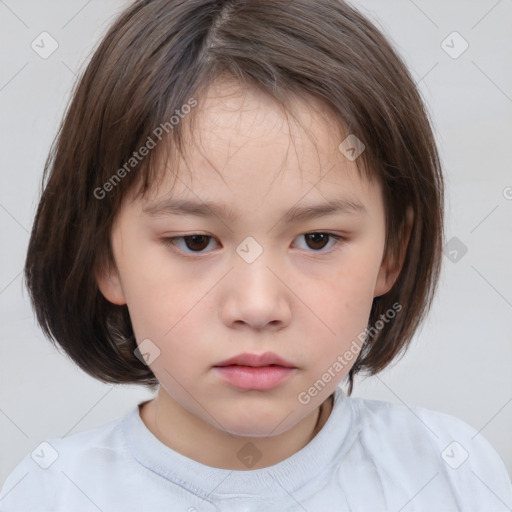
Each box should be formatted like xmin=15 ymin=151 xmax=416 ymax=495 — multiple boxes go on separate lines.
xmin=142 ymin=196 xmax=367 ymax=224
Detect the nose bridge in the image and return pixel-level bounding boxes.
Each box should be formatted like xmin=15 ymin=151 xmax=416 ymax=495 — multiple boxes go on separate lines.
xmin=220 ymin=235 xmax=291 ymax=329
xmin=233 ymin=234 xmax=280 ymax=292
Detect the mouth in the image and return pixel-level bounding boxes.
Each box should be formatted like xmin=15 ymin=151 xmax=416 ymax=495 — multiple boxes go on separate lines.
xmin=213 ymin=352 xmax=297 ymax=391
xmin=213 ymin=351 xmax=296 ymax=369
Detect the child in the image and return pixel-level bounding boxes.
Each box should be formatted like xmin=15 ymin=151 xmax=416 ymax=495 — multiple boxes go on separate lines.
xmin=1 ymin=0 xmax=511 ymax=510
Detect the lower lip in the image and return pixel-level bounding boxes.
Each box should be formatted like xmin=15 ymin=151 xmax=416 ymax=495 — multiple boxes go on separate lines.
xmin=214 ymin=365 xmax=296 ymax=390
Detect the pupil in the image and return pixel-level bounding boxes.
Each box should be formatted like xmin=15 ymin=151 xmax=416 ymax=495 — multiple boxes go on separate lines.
xmin=307 ymin=233 xmax=327 ymax=250
xmin=187 ymin=235 xmax=209 ymax=251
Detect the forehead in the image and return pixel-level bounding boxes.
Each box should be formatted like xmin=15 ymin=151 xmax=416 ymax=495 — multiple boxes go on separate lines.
xmin=189 ymin=78 xmax=351 ymax=177
xmin=131 ymin=79 xmax=381 ymax=217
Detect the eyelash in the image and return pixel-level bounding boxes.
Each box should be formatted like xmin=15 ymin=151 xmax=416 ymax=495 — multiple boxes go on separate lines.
xmin=161 ymin=232 xmax=345 ymax=256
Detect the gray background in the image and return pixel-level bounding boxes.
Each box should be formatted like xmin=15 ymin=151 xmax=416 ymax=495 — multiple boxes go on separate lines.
xmin=1 ymin=0 xmax=511 ymax=488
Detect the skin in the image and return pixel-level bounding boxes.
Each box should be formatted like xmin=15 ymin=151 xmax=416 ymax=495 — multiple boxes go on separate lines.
xmin=96 ymin=79 xmax=410 ymax=470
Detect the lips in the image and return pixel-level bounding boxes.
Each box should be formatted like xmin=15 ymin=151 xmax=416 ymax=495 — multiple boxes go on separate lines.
xmin=213 ymin=352 xmax=297 ymax=390
xmin=213 ymin=351 xmax=296 ymax=369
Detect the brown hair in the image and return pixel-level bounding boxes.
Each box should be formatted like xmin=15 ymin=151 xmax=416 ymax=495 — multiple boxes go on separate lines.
xmin=24 ymin=0 xmax=444 ymax=395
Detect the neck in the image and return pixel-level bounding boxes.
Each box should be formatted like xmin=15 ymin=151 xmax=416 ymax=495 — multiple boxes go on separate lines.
xmin=140 ymin=391 xmax=334 ymax=470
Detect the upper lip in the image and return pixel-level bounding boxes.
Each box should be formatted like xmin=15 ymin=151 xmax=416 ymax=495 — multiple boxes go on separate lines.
xmin=214 ymin=351 xmax=296 ymax=368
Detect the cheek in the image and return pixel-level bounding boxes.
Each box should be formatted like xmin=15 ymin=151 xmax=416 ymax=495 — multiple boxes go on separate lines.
xmin=313 ymin=249 xmax=381 ymax=313
xmin=117 ymin=239 xmax=198 ymax=332
xmin=123 ymin=267 xmax=221 ymax=380
xmin=297 ymin=248 xmax=382 ymax=360
xmin=127 ymin=278 xmax=201 ymax=345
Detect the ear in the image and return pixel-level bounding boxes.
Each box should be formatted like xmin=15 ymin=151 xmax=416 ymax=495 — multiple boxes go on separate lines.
xmin=95 ymin=261 xmax=127 ymax=305
xmin=373 ymin=206 xmax=414 ymax=298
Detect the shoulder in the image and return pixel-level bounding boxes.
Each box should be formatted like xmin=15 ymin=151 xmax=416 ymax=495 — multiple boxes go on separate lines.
xmin=351 ymin=393 xmax=503 ymax=460
xmin=345 ymin=394 xmax=512 ymax=509
xmin=351 ymin=393 xmax=480 ymax=443
xmin=0 ymin=411 xmax=134 ymax=512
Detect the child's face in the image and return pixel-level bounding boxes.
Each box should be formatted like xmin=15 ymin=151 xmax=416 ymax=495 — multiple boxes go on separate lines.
xmin=98 ymin=80 xmax=397 ymax=437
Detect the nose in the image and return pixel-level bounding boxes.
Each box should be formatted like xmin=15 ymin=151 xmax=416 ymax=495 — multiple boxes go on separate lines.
xmin=219 ymin=254 xmax=292 ymax=331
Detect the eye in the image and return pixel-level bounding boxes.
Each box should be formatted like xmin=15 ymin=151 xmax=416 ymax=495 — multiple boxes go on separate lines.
xmin=162 ymin=232 xmax=344 ymax=256
xmin=162 ymin=234 xmax=218 ymax=253
xmin=294 ymin=232 xmax=344 ymax=252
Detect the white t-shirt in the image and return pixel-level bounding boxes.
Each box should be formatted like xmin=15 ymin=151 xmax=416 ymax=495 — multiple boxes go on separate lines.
xmin=1 ymin=386 xmax=511 ymax=511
